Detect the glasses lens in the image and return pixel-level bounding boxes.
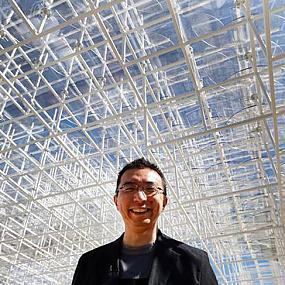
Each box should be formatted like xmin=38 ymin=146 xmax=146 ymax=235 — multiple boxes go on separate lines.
xmin=122 ymin=183 xmax=137 ymax=192
xmin=144 ymin=185 xmax=157 ymax=195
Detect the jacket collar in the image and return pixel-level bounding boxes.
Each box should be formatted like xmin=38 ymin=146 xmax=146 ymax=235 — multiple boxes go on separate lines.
xmin=103 ymin=230 xmax=179 ymax=285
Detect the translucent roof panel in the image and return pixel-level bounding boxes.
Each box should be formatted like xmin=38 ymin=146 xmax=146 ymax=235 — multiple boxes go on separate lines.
xmin=0 ymin=0 xmax=285 ymax=284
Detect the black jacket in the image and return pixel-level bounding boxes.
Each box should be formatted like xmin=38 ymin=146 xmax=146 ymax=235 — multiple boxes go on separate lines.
xmin=72 ymin=230 xmax=218 ymax=285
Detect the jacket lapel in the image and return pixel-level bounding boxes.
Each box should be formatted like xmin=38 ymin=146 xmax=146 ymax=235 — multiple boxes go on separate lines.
xmin=99 ymin=235 xmax=123 ymax=285
xmin=148 ymin=232 xmax=180 ymax=285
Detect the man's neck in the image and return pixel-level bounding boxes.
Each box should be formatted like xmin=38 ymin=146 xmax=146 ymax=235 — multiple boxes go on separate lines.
xmin=123 ymin=227 xmax=158 ymax=247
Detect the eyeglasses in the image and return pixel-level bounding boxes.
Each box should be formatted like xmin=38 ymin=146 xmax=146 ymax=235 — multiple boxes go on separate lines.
xmin=118 ymin=182 xmax=164 ymax=196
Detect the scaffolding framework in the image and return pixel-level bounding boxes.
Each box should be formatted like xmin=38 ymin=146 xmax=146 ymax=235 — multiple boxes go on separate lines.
xmin=0 ymin=0 xmax=285 ymax=284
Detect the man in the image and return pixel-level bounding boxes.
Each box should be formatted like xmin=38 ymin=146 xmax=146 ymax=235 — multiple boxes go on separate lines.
xmin=72 ymin=158 xmax=218 ymax=284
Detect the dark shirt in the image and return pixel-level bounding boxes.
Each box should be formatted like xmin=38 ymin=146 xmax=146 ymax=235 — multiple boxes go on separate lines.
xmin=119 ymin=243 xmax=155 ymax=284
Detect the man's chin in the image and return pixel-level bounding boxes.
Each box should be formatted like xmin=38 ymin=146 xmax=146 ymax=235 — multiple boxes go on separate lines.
xmin=130 ymin=217 xmax=152 ymax=225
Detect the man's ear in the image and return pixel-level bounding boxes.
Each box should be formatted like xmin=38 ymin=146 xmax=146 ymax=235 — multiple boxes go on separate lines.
xmin=113 ymin=195 xmax=118 ymax=209
xmin=163 ymin=196 xmax=168 ymax=209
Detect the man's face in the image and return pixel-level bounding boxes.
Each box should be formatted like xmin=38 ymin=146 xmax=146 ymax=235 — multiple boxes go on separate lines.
xmin=114 ymin=168 xmax=167 ymax=231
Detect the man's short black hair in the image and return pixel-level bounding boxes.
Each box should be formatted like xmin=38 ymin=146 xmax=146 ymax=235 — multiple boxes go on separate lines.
xmin=115 ymin=157 xmax=167 ymax=196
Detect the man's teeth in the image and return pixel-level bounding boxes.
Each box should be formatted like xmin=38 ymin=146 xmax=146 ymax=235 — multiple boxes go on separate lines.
xmin=132 ymin=209 xmax=148 ymax=213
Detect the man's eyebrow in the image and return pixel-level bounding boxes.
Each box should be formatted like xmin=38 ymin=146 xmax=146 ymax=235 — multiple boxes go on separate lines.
xmin=121 ymin=181 xmax=136 ymax=185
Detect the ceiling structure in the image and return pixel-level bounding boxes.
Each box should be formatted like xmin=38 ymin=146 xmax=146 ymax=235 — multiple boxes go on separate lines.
xmin=0 ymin=0 xmax=285 ymax=284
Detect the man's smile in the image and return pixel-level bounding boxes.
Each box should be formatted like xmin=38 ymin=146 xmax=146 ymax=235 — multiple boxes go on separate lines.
xmin=130 ymin=208 xmax=150 ymax=213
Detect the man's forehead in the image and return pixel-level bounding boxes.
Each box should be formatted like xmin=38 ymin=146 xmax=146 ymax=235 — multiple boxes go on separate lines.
xmin=120 ymin=167 xmax=162 ymax=181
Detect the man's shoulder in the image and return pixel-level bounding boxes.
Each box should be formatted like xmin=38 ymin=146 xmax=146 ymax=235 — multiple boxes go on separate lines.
xmin=158 ymin=231 xmax=208 ymax=261
xmin=80 ymin=235 xmax=122 ymax=261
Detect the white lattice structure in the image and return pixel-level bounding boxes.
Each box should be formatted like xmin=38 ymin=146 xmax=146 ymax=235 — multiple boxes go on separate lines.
xmin=0 ymin=0 xmax=285 ymax=284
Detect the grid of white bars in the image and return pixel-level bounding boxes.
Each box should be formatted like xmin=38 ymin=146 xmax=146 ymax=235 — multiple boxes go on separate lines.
xmin=0 ymin=0 xmax=285 ymax=284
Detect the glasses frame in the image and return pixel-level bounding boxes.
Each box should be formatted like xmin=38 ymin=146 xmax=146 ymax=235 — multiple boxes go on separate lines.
xmin=118 ymin=182 xmax=165 ymax=196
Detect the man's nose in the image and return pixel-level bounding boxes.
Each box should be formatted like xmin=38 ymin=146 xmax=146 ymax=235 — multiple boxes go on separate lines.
xmin=133 ymin=189 xmax=147 ymax=201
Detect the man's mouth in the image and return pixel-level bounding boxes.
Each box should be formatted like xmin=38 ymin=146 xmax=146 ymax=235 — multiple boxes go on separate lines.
xmin=130 ymin=208 xmax=149 ymax=213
